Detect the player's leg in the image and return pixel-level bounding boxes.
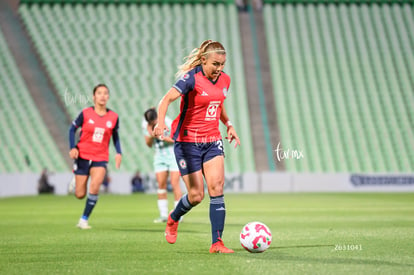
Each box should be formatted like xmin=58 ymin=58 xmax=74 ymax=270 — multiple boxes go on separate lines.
xmin=168 ymin=154 xmax=183 ymax=209
xmin=165 ymin=142 xmax=204 ymax=244
xmin=204 ymin=155 xmax=226 ymax=241
xmin=154 ymin=170 xmax=169 ymax=223
xmin=73 ymin=158 xmax=90 ymax=199
xmin=73 ymin=158 xmax=93 ymax=229
xmin=205 ymin=155 xmax=232 ymax=253
xmin=172 ymin=171 xmax=204 ymax=220
xmin=77 ymin=164 xmax=106 ymax=229
xmin=74 ymin=175 xmax=89 ymax=199
xmin=169 ymin=171 xmax=204 ymax=221
xmin=169 ymin=142 xmax=204 ymax=222
xmin=203 ymin=141 xmax=233 ymax=253
xmin=169 ymin=171 xmax=182 ymax=209
xmin=165 ymin=171 xmax=204 ymax=244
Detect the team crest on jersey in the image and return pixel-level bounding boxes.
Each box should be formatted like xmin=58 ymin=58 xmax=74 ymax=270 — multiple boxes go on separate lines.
xmin=180 ymin=73 xmax=190 ymax=82
xmin=205 ymin=101 xmax=220 ymax=121
xmin=106 ymin=121 xmax=112 ymax=128
xmin=179 ymin=159 xmax=187 ymax=169
xmin=223 ymin=88 xmax=228 ymax=98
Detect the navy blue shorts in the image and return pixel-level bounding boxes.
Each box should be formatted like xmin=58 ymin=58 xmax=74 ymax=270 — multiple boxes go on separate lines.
xmin=73 ymin=157 xmax=108 ymax=175
xmin=174 ymin=140 xmax=224 ymax=176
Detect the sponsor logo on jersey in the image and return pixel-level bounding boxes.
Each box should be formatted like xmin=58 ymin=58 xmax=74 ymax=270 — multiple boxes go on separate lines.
xmin=205 ymin=101 xmax=220 ymax=121
xmin=92 ymin=127 xmax=105 ymax=143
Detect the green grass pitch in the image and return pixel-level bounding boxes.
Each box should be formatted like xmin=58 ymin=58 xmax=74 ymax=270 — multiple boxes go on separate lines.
xmin=0 ymin=193 xmax=413 ymax=274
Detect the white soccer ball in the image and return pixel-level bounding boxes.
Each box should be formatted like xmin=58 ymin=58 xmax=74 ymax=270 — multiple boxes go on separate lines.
xmin=240 ymin=221 xmax=272 ymax=253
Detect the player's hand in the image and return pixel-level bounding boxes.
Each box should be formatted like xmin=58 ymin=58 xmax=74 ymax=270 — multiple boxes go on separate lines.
xmin=69 ymin=148 xmax=79 ymax=159
xmin=115 ymin=153 xmax=122 ymax=169
xmin=153 ymin=123 xmax=168 ymax=140
xmin=225 ymin=126 xmax=241 ymax=148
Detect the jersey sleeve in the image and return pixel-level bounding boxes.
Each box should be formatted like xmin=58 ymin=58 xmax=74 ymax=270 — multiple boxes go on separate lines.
xmin=114 ymin=117 xmax=120 ymax=131
xmin=68 ymin=111 xmax=84 ymax=149
xmin=72 ymin=111 xmax=84 ymax=128
xmin=112 ymin=118 xmax=122 ymax=154
xmin=172 ymin=71 xmax=195 ymax=95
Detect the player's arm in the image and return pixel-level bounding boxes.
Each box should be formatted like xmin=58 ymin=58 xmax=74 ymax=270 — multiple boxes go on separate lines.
xmin=112 ymin=118 xmax=122 ymax=169
xmin=144 ymin=123 xmax=154 ymax=148
xmin=149 ymin=123 xmax=174 ymax=144
xmin=144 ymin=136 xmax=154 ymax=147
xmin=220 ymin=105 xmax=240 ymax=148
xmin=154 ymin=88 xmax=181 ymax=139
xmin=162 ymin=136 xmax=175 ymax=144
xmin=68 ymin=112 xmax=83 ymax=159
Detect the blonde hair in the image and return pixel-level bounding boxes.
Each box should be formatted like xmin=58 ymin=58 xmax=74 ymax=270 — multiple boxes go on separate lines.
xmin=175 ymin=40 xmax=226 ymax=79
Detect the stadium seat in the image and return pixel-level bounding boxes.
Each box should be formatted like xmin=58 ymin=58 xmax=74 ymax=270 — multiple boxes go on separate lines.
xmin=0 ymin=27 xmax=68 ymax=173
xmin=18 ymin=2 xmax=256 ymax=173
xmin=264 ymin=3 xmax=413 ymax=172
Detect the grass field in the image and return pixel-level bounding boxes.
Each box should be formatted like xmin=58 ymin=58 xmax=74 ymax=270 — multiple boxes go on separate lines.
xmin=0 ymin=193 xmax=413 ymax=274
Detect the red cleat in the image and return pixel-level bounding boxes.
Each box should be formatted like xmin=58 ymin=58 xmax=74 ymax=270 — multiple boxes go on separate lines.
xmin=209 ymin=238 xmax=234 ymax=253
xmin=165 ymin=212 xmax=179 ymax=244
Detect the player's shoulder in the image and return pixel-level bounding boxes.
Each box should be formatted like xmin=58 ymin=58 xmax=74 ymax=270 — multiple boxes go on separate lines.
xmin=106 ymin=108 xmax=117 ymax=114
xmin=81 ymin=106 xmax=94 ymax=113
xmin=178 ymin=67 xmax=198 ymax=82
xmin=79 ymin=106 xmax=94 ymax=117
xmin=106 ymin=108 xmax=119 ymax=118
xmin=219 ymin=71 xmax=231 ymax=82
xmin=174 ymin=67 xmax=199 ymax=94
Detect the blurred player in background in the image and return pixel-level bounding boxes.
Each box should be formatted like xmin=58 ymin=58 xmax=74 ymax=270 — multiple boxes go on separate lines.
xmin=153 ymin=40 xmax=240 ymax=253
xmin=68 ymin=83 xmax=122 ymax=229
xmin=143 ymin=107 xmax=183 ymax=223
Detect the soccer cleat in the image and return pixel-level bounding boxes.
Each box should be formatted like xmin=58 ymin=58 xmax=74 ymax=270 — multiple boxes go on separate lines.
xmin=76 ymin=218 xmax=91 ymax=230
xmin=153 ymin=216 xmax=168 ymax=223
xmin=165 ymin=212 xmax=179 ymax=244
xmin=209 ymin=238 xmax=234 ymax=254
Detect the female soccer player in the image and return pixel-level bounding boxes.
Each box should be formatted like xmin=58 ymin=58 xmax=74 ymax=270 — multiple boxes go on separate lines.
xmin=69 ymin=84 xmax=122 ymax=229
xmin=142 ymin=107 xmax=183 ymax=223
xmin=153 ymin=40 xmax=240 ymax=253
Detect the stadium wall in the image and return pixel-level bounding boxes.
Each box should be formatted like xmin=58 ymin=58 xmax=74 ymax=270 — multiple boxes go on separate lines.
xmin=1 ymin=172 xmax=413 ymax=197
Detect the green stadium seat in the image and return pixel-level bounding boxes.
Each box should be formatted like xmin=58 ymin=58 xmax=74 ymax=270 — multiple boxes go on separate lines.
xmin=0 ymin=27 xmax=68 ymax=173
xmin=264 ymin=3 xmax=413 ymax=172
xmin=18 ymin=2 xmax=256 ymax=173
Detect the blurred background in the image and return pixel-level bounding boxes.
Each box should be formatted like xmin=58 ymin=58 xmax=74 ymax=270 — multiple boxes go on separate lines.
xmin=0 ymin=0 xmax=413 ymax=196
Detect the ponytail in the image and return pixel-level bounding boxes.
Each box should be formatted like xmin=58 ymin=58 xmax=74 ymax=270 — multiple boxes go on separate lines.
xmin=175 ymin=40 xmax=226 ymax=79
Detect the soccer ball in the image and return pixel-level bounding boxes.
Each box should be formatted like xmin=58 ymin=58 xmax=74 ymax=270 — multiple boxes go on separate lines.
xmin=240 ymin=221 xmax=272 ymax=253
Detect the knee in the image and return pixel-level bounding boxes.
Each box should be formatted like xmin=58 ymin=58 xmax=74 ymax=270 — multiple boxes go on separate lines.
xmin=208 ymin=181 xmax=224 ymax=196
xmin=75 ymin=191 xmax=86 ymax=199
xmin=188 ymin=191 xmax=204 ymax=206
